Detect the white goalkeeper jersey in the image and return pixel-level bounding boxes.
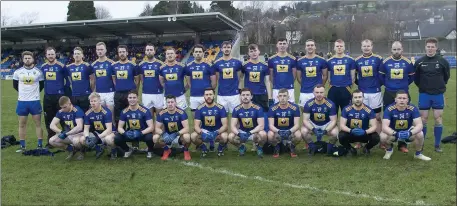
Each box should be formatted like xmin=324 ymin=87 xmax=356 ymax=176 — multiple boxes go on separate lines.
xmin=13 ymin=66 xmax=44 ymax=101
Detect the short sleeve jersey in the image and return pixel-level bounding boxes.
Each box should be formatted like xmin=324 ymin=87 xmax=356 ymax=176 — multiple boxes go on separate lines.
xmin=157 ymin=107 xmax=188 ymax=134
xmin=303 ymin=98 xmax=337 ymax=126
xmin=232 ymin=103 xmax=264 ymax=132
xmin=195 ymin=103 xmax=227 ymax=132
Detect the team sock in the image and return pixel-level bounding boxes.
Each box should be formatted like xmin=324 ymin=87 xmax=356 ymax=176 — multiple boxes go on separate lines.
xmin=20 ymin=140 xmax=26 ymax=148
xmin=308 ymin=141 xmax=316 ymax=149
xmin=386 ymin=147 xmax=393 ymax=152
xmin=217 ymin=143 xmax=225 ymax=152
xmin=327 ymin=143 xmax=334 ymax=154
xmin=434 ymin=124 xmax=443 ymax=147
xmin=37 ymin=139 xmax=43 ymax=148
xmin=95 ymin=145 xmax=101 ymax=153
xmin=200 ymin=143 xmax=208 ymax=152
xmin=256 ymin=145 xmax=262 ymax=151
xmin=66 ymin=145 xmax=73 ymax=152
xmin=163 ymin=145 xmax=169 ymax=151
xmin=209 ymin=140 xmax=215 ymax=149
xmin=111 ymin=148 xmax=117 ymax=155
xmin=422 ymin=124 xmax=427 ymax=139
xmin=415 ymin=151 xmax=422 ymax=156
xmin=274 ymin=144 xmax=280 ymax=151
xmin=182 ymin=146 xmax=188 ymax=152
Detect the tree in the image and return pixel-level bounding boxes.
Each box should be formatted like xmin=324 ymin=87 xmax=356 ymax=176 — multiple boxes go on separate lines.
xmin=152 ymin=1 xmax=170 ymax=16
xmin=95 ymin=6 xmax=112 ymax=19
xmin=210 ymin=1 xmax=241 ymax=23
xmin=1 ymin=9 xmax=39 ymax=26
xmin=67 ymin=1 xmax=96 ymax=21
xmin=139 ymin=3 xmax=154 ymax=16
xmin=191 ymin=2 xmax=205 ymax=13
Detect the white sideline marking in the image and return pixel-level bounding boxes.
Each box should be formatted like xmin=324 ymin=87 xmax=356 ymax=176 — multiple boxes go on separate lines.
xmin=178 ymin=161 xmax=431 ymax=206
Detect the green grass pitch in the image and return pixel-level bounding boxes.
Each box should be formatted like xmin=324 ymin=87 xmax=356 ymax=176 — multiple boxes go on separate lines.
xmin=1 ymin=70 xmax=456 ymax=205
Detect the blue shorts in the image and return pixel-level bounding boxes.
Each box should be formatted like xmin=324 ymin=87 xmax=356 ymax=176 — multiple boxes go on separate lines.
xmin=16 ymin=100 xmax=42 ymax=116
xmin=418 ymin=93 xmax=444 ymax=110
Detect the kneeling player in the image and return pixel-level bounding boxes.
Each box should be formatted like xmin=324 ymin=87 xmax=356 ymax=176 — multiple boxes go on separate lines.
xmin=80 ymin=92 xmax=116 ymax=159
xmin=301 ymin=85 xmax=339 ymax=156
xmin=338 ymin=90 xmax=380 ymax=155
xmin=114 ymin=90 xmax=155 ymax=159
xmin=229 ymin=88 xmax=267 ymax=157
xmin=268 ymin=89 xmax=301 ymax=158
xmin=191 ymin=88 xmax=229 ymax=157
xmin=49 ymin=96 xmax=85 ymax=160
xmin=153 ymin=95 xmax=191 ymax=161
xmin=380 ymin=90 xmax=430 ymax=161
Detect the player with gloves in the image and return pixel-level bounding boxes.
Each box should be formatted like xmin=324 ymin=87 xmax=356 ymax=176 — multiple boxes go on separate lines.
xmin=191 ymin=88 xmax=228 ymax=157
xmin=48 ymin=96 xmax=85 ymax=160
xmin=380 ymin=90 xmax=430 ymax=161
xmin=267 ymin=88 xmax=301 ymax=158
xmin=81 ymin=92 xmax=116 ymax=159
xmin=301 ymin=85 xmax=339 ymax=156
xmin=338 ymin=90 xmax=380 ymax=156
xmin=153 ymin=95 xmax=191 ymax=161
xmin=113 ymin=90 xmax=155 ymax=159
xmin=228 ymin=88 xmax=267 ymax=158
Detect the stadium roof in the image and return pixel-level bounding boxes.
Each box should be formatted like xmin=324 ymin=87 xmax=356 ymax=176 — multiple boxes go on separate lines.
xmin=1 ymin=12 xmax=243 ymax=42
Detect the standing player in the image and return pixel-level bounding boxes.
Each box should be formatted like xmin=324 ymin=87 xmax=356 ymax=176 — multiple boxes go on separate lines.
xmin=48 ymin=96 xmax=85 ymax=160
xmin=191 ymin=88 xmax=229 ymax=157
xmin=13 ymin=51 xmax=45 ymax=152
xmin=139 ymin=43 xmax=165 ymax=120
xmin=111 ymin=45 xmax=140 ymax=124
xmin=297 ymin=39 xmax=328 ymax=107
xmin=81 ymin=92 xmax=116 ymax=159
xmin=212 ymin=41 xmax=243 ymax=113
xmin=414 ymin=38 xmax=451 ymax=152
xmin=186 ymin=44 xmax=216 ymax=116
xmin=66 ymin=47 xmax=94 ymax=112
xmin=327 ymin=39 xmax=356 ymax=114
xmin=242 ymin=44 xmax=273 ymax=112
xmin=159 ymin=47 xmax=188 ymax=110
xmin=380 ymin=91 xmax=431 ymax=161
xmin=41 ymin=47 xmax=68 ymax=148
xmin=91 ymin=42 xmax=116 ymax=124
xmin=268 ymin=38 xmax=297 ymax=103
xmin=338 ymin=90 xmax=380 ymax=155
xmin=229 ymin=88 xmax=268 ymax=157
xmin=379 ymin=41 xmax=415 ymax=152
xmin=153 ymin=95 xmax=191 ymax=161
xmin=301 ymin=85 xmax=339 ymax=156
xmin=354 ymin=39 xmax=383 ymax=133
xmin=114 ymin=90 xmax=155 ymax=159
xmin=268 ymin=89 xmax=301 ymax=158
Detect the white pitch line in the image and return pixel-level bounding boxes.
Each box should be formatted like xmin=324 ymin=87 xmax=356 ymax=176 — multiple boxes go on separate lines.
xmin=178 ymin=161 xmax=432 ymax=206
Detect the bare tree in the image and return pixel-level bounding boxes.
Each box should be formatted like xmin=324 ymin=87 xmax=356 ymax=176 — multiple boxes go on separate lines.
xmin=1 ymin=8 xmax=13 ymax=26
xmin=95 ymin=5 xmax=112 ymax=19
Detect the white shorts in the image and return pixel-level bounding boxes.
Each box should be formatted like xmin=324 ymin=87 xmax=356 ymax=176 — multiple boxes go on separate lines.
xmin=299 ymin=93 xmax=315 ymax=107
xmin=189 ymin=96 xmax=205 ymax=110
xmin=217 ymin=95 xmax=240 ymax=113
xmin=142 ymin=93 xmax=164 ymax=109
xmin=273 ymin=89 xmax=295 ymax=104
xmin=163 ymin=94 xmax=188 ymax=110
xmin=67 ymin=132 xmax=84 ymax=141
xmin=310 ymin=121 xmax=330 ymax=131
xmin=99 ymin=92 xmax=114 ymax=106
xmin=363 ymin=92 xmax=383 ymax=110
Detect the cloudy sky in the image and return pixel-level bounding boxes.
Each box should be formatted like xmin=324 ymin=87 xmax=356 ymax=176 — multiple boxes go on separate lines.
xmin=1 ymin=1 xmax=291 ymax=25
